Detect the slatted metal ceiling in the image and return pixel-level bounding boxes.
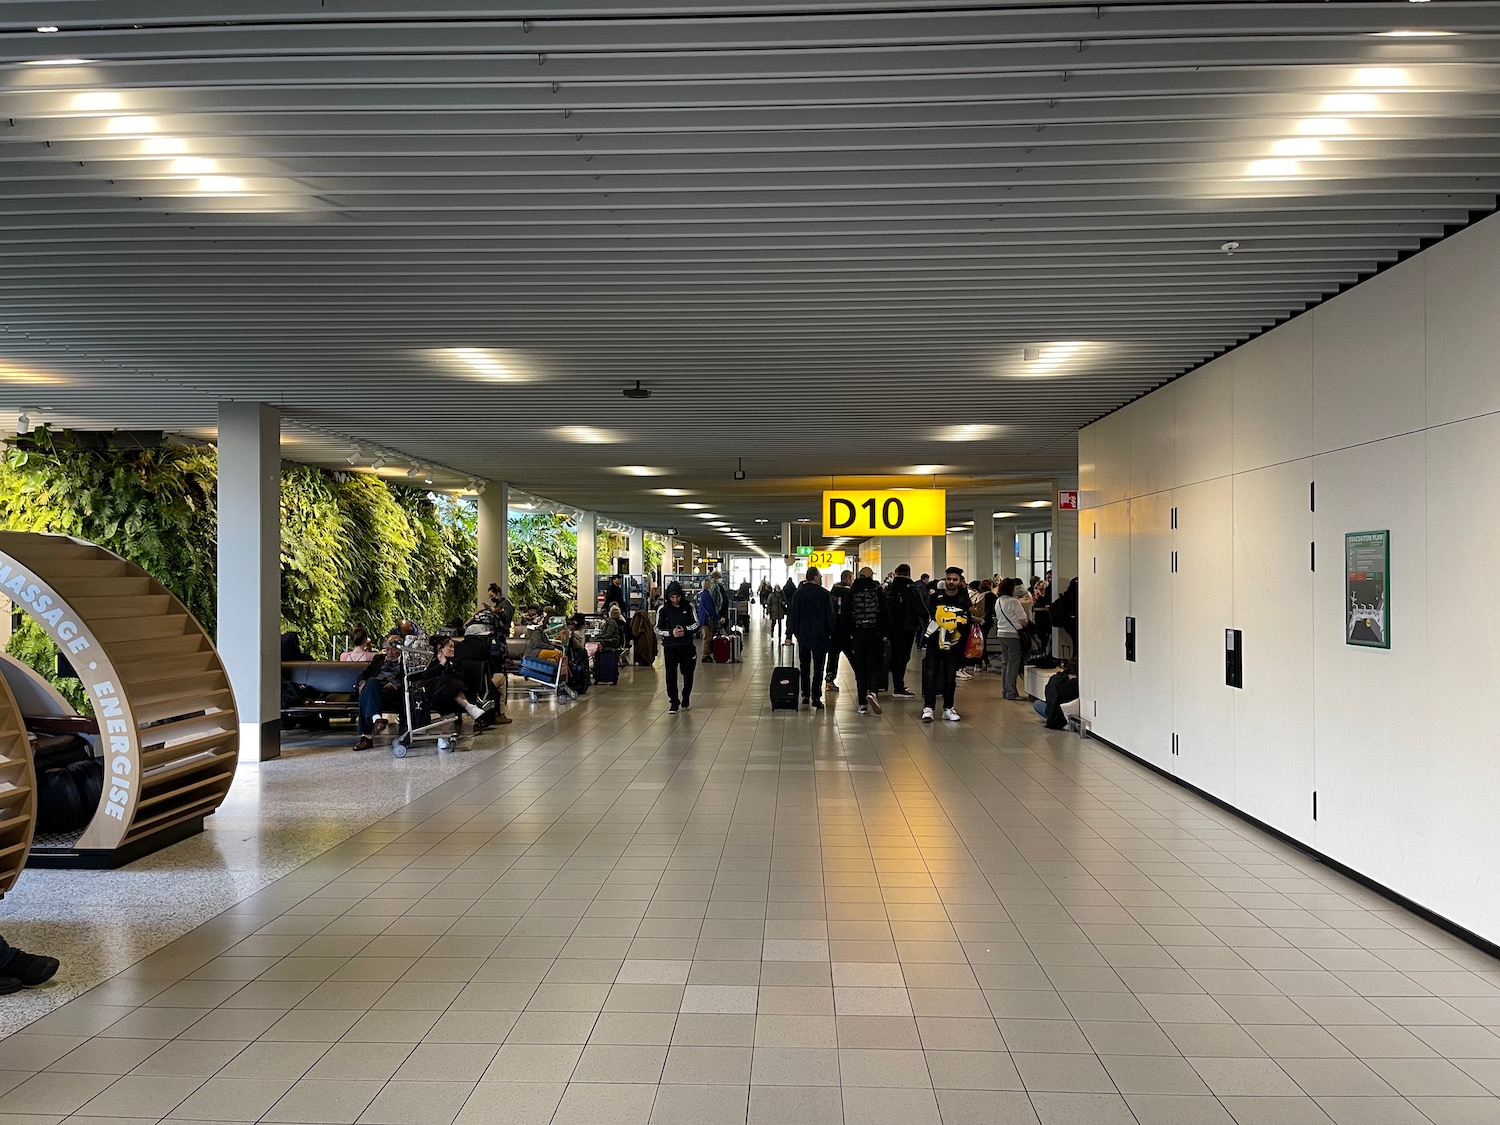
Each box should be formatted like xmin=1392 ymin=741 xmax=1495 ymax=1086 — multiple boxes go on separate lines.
xmin=0 ymin=2 xmax=1494 ymax=550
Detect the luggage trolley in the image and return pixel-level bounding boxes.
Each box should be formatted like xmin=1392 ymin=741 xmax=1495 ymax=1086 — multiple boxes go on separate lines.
xmin=391 ymin=641 xmax=460 ymax=758
xmin=516 ymin=643 xmax=578 ymax=704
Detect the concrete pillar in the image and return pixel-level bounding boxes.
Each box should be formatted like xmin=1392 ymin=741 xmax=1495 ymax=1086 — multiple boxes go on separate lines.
xmin=931 ymin=535 xmax=946 ymax=575
xmin=576 ymin=510 xmax=597 ymax=613
xmin=629 ymin=526 xmax=645 ymax=574
xmin=998 ymin=520 xmax=1018 ymax=580
xmin=477 ymin=480 xmax=510 ymax=601
xmin=974 ymin=517 xmax=996 ymax=579
xmin=217 ymin=402 xmax=281 ymax=763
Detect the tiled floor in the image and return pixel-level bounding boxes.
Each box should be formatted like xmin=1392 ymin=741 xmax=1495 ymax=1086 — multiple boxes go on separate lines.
xmin=2 ymin=629 xmax=1498 ymax=1125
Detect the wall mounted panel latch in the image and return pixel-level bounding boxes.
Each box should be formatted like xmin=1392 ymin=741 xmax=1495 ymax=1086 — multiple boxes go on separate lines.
xmin=1125 ymin=616 xmax=1136 ymax=662
xmin=1225 ymin=628 xmax=1243 ymax=689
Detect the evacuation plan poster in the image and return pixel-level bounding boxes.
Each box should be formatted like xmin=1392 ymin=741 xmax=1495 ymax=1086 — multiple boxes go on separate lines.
xmin=1345 ymin=530 xmax=1390 ymax=649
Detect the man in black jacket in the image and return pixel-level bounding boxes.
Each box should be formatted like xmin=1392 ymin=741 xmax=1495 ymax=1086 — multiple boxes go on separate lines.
xmin=826 ymin=569 xmax=853 ymax=691
xmin=885 ymin=564 xmax=927 ymax=699
xmin=921 ymin=566 xmax=973 ymax=722
xmin=354 ymin=634 xmax=406 ymax=751
xmin=842 ymin=567 xmax=891 ymax=715
xmin=788 ymin=567 xmax=836 ymax=709
xmin=654 ymin=581 xmax=701 ymax=714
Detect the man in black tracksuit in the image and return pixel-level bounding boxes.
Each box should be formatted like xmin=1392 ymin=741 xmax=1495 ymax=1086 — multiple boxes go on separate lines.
xmin=655 ymin=581 xmax=701 ymax=714
xmin=826 ymin=569 xmax=854 ymax=691
xmin=921 ymin=566 xmax=973 ymax=722
xmin=841 ymin=567 xmax=891 ymax=714
xmin=885 ymin=564 xmax=927 ymax=698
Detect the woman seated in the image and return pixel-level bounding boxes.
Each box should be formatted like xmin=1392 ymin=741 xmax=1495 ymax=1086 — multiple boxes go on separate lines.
xmin=598 ymin=604 xmax=627 ymax=652
xmin=339 ymin=626 xmax=376 ymax=662
xmin=415 ymin=636 xmax=495 ymax=731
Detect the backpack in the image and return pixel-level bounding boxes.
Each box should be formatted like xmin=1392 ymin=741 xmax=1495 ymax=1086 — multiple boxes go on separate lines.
xmin=851 ymin=585 xmax=881 ymax=631
xmin=970 ymin=591 xmax=988 ymax=624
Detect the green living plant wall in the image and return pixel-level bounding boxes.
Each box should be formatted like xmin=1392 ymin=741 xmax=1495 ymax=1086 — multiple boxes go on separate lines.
xmin=0 ymin=428 xmax=478 ymax=708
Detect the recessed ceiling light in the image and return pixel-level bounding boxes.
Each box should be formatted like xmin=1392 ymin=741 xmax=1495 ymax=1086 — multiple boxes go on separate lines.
xmin=676 ymin=501 xmax=706 ymax=509
xmin=105 ymin=115 xmax=157 ymax=135
xmin=993 ymin=511 xmax=1017 ymax=518
xmin=1023 ymin=500 xmax=1053 ymax=508
xmin=1270 ymin=138 xmax=1323 ymax=157
xmin=72 ymin=91 xmax=121 ymax=112
xmin=438 ymin=347 xmax=527 ymax=382
xmin=911 ymin=465 xmax=946 ymax=475
xmin=1247 ymin=158 xmax=1301 ymax=178
xmin=36 ymin=26 xmax=60 ymax=33
xmin=935 ymin=424 xmax=999 ymax=442
xmin=754 ymin=518 xmax=769 ymax=524
xmin=947 ymin=526 xmax=967 ymax=533
xmin=1295 ymin=117 xmax=1352 ymax=136
xmin=613 ymin=465 xmax=664 ymax=477
xmin=26 ymin=57 xmax=92 ymax=65
xmin=653 ymin=487 xmax=690 ymax=496
xmin=796 ymin=518 xmax=812 ymax=524
xmin=1378 ymin=29 xmax=1453 ymax=36
xmin=553 ymin=425 xmax=621 ymax=444
xmin=697 ymin=513 xmax=722 ymax=519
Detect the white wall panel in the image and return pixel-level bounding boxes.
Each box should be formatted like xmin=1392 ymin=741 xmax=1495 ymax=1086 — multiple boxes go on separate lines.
xmin=1172 ymin=477 xmax=1235 ymax=797
xmin=1129 ymin=492 xmax=1175 ymax=772
xmin=1080 ymin=212 xmax=1500 ymax=946
xmin=1312 ymin=434 xmax=1430 ymax=907
xmin=1083 ymin=500 xmax=1131 ymax=746
xmin=1091 ymin=410 xmax=1132 ymax=509
xmin=1232 ymin=315 xmax=1315 ymax=474
xmin=1421 ymin=415 xmax=1500 ymax=939
xmin=1312 ymin=262 xmax=1426 ymax=455
xmin=1232 ymin=461 xmax=1315 ymax=841
xmin=1077 ymin=423 xmax=1099 ymax=506
xmin=1130 ymin=385 xmax=1178 ymax=499
xmin=1174 ymin=360 xmax=1233 ymax=487
xmin=1425 ymin=217 xmax=1500 ymax=428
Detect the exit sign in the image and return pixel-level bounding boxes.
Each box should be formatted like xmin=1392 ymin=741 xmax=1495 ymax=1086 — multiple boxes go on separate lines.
xmin=795 ymin=545 xmax=813 ymax=557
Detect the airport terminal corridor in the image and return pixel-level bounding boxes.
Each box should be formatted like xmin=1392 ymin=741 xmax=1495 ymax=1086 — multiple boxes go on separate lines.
xmin=1 ymin=633 xmax=1496 ymax=1125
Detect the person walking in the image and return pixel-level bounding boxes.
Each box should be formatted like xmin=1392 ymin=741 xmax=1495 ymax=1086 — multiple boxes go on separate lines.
xmin=758 ymin=578 xmax=772 ymax=618
xmin=993 ymin=577 xmax=1031 ymax=701
xmin=698 ymin=578 xmax=721 ymax=661
xmin=0 ymin=935 xmax=59 ymax=995
xmin=603 ymin=574 xmax=629 ymax=620
xmin=655 ymin=581 xmax=700 ymax=713
xmin=921 ymin=566 xmax=973 ymax=722
xmin=767 ymin=580 xmax=788 ymax=644
xmin=842 ymin=567 xmax=891 ymax=714
xmin=788 ymin=566 xmax=836 ymax=709
xmin=826 ymin=569 xmax=854 ymax=691
xmin=885 ymin=564 xmax=926 ymax=698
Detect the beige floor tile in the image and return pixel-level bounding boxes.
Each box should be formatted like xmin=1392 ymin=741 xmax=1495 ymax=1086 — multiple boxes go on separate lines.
xmin=261 ymin=1079 xmax=385 ymax=1124
xmin=165 ymin=1077 xmax=299 ymax=1122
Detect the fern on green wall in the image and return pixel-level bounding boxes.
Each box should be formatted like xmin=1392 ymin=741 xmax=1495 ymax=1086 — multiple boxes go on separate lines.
xmin=1 ymin=429 xmax=478 ymax=697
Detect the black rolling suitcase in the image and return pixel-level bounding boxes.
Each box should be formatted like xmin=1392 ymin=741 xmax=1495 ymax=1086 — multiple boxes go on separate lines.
xmin=769 ymin=666 xmax=799 ymax=711
xmin=594 ymin=648 xmax=620 ymax=684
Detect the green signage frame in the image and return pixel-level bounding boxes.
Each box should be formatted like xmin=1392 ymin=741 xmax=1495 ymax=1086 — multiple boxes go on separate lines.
xmin=1344 ymin=530 xmax=1390 ymax=649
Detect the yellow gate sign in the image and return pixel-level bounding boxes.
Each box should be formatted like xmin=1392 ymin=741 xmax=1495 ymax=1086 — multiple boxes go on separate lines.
xmin=805 ymin=549 xmax=846 ymax=569
xmin=823 ymin=490 xmax=946 ymax=537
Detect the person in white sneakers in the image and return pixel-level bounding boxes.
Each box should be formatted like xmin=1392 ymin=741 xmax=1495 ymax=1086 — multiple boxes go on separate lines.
xmin=920 ymin=566 xmax=972 ymax=722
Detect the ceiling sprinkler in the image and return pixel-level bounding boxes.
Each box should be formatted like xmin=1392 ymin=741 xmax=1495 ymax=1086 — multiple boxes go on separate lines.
xmin=1221 ymin=241 xmax=1241 ymax=256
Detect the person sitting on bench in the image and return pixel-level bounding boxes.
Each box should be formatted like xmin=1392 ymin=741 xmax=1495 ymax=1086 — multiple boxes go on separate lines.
xmin=1034 ymin=660 xmax=1081 ymax=729
xmin=353 ymin=635 xmax=405 ymax=752
xmin=417 ymin=635 xmax=495 ymax=730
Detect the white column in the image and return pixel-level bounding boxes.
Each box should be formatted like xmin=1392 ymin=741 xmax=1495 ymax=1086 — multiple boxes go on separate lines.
xmin=477 ymin=480 xmax=510 ymax=601
xmin=217 ymin=402 xmax=281 ymax=763
xmin=576 ymin=510 xmax=597 ymax=613
xmin=974 ymin=516 xmax=996 ymax=579
xmin=998 ymin=519 xmax=1018 ymax=580
xmin=629 ymin=526 xmax=645 ymax=574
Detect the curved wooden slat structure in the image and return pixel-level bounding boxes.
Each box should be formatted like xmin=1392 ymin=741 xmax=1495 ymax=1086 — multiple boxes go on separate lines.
xmin=0 ymin=667 xmax=36 ymax=897
xmin=0 ymin=532 xmax=238 ymax=861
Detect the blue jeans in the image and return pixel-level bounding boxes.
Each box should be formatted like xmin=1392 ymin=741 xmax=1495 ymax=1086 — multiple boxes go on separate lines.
xmin=358 ymin=678 xmax=399 ymax=736
xmin=1034 ymin=700 xmax=1048 ymax=719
